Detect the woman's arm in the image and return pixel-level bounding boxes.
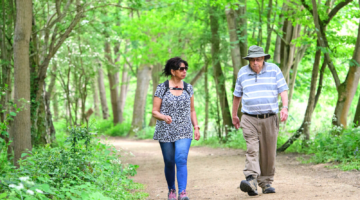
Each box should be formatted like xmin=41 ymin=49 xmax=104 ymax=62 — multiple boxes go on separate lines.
xmin=152 ymin=97 xmax=172 ymax=124
xmin=190 ymin=95 xmax=200 ymax=140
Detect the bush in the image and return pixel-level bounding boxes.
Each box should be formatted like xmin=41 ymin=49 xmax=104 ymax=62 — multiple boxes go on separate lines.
xmin=0 ymin=126 xmax=148 ymax=199
xmin=300 ymin=126 xmax=360 ymax=170
xmin=136 ymin=126 xmax=155 ymax=139
xmin=95 ymin=119 xmax=131 ymax=137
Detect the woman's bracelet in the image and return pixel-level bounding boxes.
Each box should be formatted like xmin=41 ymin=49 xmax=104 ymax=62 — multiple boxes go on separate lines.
xmin=194 ymin=125 xmax=200 ymax=130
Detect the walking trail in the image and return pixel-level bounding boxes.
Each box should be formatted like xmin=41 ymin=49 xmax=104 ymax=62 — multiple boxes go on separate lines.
xmin=104 ymin=138 xmax=360 ymax=200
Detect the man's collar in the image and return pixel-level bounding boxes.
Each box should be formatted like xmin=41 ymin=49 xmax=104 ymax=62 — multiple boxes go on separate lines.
xmin=248 ymin=62 xmax=267 ymax=74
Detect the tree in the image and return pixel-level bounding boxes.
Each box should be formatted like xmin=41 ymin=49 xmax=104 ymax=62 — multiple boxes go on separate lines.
xmin=13 ymin=0 xmax=32 ymax=165
xmin=128 ymin=64 xmax=152 ymax=137
xmin=278 ymin=0 xmax=354 ymax=151
xmin=225 ymin=5 xmax=241 ymax=89
xmin=97 ymin=63 xmax=109 ymax=120
xmin=209 ymin=5 xmax=233 ymax=137
xmin=301 ymin=0 xmax=356 ymax=128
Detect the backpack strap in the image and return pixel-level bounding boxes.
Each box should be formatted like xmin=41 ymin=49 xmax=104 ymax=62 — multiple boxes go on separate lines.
xmin=162 ymin=80 xmax=190 ymax=96
xmin=162 ymin=80 xmax=170 ymax=97
xmin=183 ymin=81 xmax=190 ymax=95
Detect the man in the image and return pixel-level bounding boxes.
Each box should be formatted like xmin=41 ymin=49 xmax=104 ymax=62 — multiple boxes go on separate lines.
xmin=232 ymin=45 xmax=289 ymax=196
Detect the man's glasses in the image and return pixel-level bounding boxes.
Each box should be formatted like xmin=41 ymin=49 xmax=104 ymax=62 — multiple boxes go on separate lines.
xmin=178 ymin=67 xmax=188 ymax=72
xmin=249 ymin=58 xmax=264 ymax=62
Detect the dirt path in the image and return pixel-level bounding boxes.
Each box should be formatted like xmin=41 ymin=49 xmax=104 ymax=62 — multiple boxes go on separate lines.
xmin=105 ymin=138 xmax=360 ymax=200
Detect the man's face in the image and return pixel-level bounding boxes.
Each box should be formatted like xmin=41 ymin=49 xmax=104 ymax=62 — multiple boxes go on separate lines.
xmin=249 ymin=57 xmax=265 ymax=73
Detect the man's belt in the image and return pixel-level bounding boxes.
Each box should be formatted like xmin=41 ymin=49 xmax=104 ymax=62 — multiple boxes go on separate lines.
xmin=243 ymin=113 xmax=276 ymax=119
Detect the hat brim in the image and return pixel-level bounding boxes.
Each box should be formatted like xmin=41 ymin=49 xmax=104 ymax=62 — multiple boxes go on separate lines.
xmin=243 ymin=54 xmax=271 ymax=60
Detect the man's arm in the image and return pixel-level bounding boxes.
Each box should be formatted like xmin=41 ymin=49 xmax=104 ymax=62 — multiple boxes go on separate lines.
xmin=232 ymin=96 xmax=242 ymax=129
xmin=280 ymin=90 xmax=288 ymax=122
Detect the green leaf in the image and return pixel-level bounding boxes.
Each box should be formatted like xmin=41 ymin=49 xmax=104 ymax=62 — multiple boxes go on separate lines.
xmin=0 ymin=193 xmax=8 ymax=199
xmin=1 ymin=131 xmax=8 ymax=136
xmin=9 ymin=112 xmax=16 ymax=116
xmin=21 ymin=153 xmax=28 ymax=158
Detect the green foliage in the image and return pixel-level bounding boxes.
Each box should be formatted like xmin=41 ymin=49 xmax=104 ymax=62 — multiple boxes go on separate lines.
xmin=191 ymin=129 xmax=247 ymax=149
xmin=298 ymin=127 xmax=360 ymax=171
xmin=0 ymin=126 xmax=148 ymax=199
xmin=95 ymin=119 xmax=132 ymax=137
xmin=136 ymin=126 xmax=156 ymax=139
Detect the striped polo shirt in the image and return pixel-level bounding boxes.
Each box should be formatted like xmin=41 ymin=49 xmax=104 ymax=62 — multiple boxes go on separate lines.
xmin=233 ymin=62 xmax=289 ymax=115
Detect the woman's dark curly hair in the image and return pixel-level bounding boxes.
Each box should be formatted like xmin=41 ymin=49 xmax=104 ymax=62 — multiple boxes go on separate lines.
xmin=162 ymin=57 xmax=188 ymax=76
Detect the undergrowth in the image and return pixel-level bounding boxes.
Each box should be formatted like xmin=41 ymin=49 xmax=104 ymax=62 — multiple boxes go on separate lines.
xmin=0 ymin=123 xmax=148 ymax=199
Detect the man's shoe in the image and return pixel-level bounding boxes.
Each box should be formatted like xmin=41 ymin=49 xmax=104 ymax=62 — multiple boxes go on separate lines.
xmin=168 ymin=189 xmax=176 ymax=200
xmin=178 ymin=190 xmax=189 ymax=200
xmin=262 ymin=184 xmax=275 ymax=194
xmin=240 ymin=176 xmax=258 ymax=196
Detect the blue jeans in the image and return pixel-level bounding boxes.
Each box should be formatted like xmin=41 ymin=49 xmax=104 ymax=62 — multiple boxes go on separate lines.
xmin=159 ymin=138 xmax=192 ymax=194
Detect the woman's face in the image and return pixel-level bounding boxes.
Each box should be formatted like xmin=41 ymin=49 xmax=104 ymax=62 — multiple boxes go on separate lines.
xmin=171 ymin=62 xmax=187 ymax=79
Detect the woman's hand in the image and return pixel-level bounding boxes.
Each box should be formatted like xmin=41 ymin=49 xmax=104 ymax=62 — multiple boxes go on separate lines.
xmin=163 ymin=115 xmax=172 ymax=124
xmin=194 ymin=129 xmax=200 ymax=141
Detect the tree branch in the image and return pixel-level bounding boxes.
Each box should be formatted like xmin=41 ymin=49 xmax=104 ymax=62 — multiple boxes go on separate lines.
xmin=323 ymin=0 xmax=353 ymax=25
xmin=83 ymin=4 xmax=135 ymax=13
xmin=48 ymin=0 xmax=72 ymax=28
xmin=311 ymin=0 xmax=341 ymax=88
xmin=272 ymin=28 xmax=290 ymax=46
xmin=190 ymin=65 xmax=206 ymax=86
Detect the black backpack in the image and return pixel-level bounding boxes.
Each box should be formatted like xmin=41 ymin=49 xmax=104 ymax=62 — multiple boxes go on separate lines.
xmin=162 ymin=80 xmax=190 ymax=97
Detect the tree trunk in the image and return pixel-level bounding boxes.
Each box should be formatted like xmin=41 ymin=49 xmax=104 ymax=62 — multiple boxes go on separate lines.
xmin=13 ymin=0 xmax=32 ymax=166
xmin=149 ymin=63 xmax=162 ymax=126
xmin=256 ymin=0 xmax=264 ymax=46
xmin=332 ymin=18 xmax=360 ymax=128
xmin=288 ymin=45 xmax=309 ymax=108
xmin=210 ymin=5 xmax=233 ymax=137
xmin=52 ymin=87 xmax=59 ymax=121
xmin=204 ymin=60 xmax=209 ymax=140
xmin=119 ymin=63 xmax=131 ymax=123
xmin=279 ymin=12 xmax=300 ymax=83
xmin=265 ymin=0 xmax=273 ymax=53
xmin=128 ymin=65 xmax=152 ymax=137
xmin=273 ymin=36 xmax=281 ymax=64
xmin=273 ymin=3 xmax=288 ymax=64
xmin=98 ymin=65 xmax=109 ymax=119
xmin=353 ymin=94 xmax=360 ymax=127
xmin=36 ymin=86 xmax=49 ymax=145
xmin=34 ymin=62 xmax=57 ymax=145
xmin=302 ymin=48 xmax=321 ymax=140
xmin=92 ymin=80 xmax=100 ymax=117
xmin=277 ymin=47 xmax=321 ymax=152
xmin=225 ymin=5 xmax=242 ymax=89
xmin=105 ymin=41 xmax=120 ymax=125
xmin=235 ymin=0 xmax=248 ymax=67
xmin=314 ymin=60 xmax=327 ymax=109
xmin=0 ymin=0 xmax=13 ymax=124
xmin=45 ymin=90 xmax=56 ymax=144
xmin=45 ymin=63 xmax=57 ymax=143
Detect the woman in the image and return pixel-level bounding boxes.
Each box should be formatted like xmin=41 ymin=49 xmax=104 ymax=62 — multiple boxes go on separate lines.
xmin=152 ymin=57 xmax=200 ymax=200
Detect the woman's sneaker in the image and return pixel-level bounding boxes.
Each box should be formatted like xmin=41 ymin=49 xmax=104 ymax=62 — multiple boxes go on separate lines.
xmin=168 ymin=189 xmax=176 ymax=200
xmin=178 ymin=190 xmax=189 ymax=200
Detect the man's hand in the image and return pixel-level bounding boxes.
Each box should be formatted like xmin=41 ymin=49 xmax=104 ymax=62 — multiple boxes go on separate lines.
xmin=232 ymin=116 xmax=240 ymax=129
xmin=280 ymin=108 xmax=288 ymax=122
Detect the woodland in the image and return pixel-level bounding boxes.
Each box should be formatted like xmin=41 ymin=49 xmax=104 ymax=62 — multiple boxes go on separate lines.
xmin=0 ymin=0 xmax=360 ymax=199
